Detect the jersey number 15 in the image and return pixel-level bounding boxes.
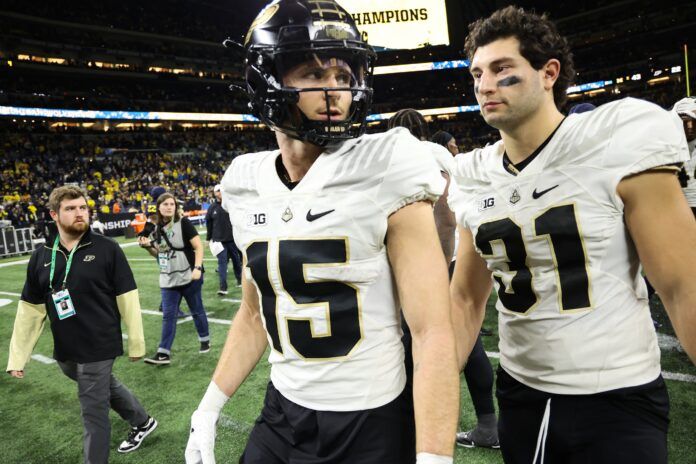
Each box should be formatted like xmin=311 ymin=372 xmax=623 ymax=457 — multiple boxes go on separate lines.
xmin=246 ymin=239 xmax=362 ymax=359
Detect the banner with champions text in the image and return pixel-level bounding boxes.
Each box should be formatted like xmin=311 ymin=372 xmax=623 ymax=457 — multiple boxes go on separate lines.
xmin=339 ymin=0 xmax=449 ymax=50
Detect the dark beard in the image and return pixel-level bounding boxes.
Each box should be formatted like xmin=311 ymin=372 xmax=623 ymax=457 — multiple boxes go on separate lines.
xmin=64 ymin=222 xmax=89 ymax=235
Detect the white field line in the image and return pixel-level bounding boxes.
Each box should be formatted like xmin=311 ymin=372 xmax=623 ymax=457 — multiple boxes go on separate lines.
xmin=30 ymin=354 xmax=56 ymax=364
xmin=177 ymin=312 xmax=215 ymax=325
xmin=221 ymin=298 xmax=242 ymax=303
xmin=663 ymin=372 xmax=696 ymax=383
xmin=0 ymin=291 xmax=21 ymax=297
xmin=0 ymin=259 xmax=29 ymax=268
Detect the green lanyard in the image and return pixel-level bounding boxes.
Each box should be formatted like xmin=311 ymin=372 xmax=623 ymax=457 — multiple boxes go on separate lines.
xmin=49 ymin=236 xmax=79 ymax=292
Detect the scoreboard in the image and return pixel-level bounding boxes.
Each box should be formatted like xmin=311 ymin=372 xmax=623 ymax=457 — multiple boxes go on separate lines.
xmin=339 ymin=0 xmax=449 ymax=50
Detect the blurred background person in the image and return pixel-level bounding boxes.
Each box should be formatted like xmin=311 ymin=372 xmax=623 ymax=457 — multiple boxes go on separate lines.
xmin=205 ymin=184 xmax=241 ymax=295
xmin=673 ymin=97 xmax=696 ymax=217
xmin=432 ymin=130 xmax=460 ymax=156
xmin=138 ymin=192 xmax=210 ymax=365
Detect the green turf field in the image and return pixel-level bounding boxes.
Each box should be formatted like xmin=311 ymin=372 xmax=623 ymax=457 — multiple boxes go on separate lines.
xmin=0 ymin=236 xmax=694 ymax=463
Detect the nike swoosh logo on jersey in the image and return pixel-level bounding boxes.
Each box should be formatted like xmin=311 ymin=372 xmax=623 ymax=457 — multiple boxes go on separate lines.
xmin=44 ymin=262 xmax=51 ymax=267
xmin=306 ymin=209 xmax=335 ymax=222
xmin=532 ymin=185 xmax=559 ymax=199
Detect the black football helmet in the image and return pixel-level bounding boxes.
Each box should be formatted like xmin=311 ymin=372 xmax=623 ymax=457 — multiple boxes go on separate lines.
xmin=240 ymin=0 xmax=376 ymax=146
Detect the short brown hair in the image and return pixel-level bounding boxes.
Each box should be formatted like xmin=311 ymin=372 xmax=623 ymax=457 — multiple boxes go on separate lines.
xmin=464 ymin=5 xmax=575 ymax=109
xmin=48 ymin=186 xmax=87 ymax=212
xmin=154 ymin=192 xmax=181 ymax=225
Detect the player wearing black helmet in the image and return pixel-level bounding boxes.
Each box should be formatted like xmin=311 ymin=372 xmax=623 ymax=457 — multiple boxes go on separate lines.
xmin=241 ymin=0 xmax=375 ymax=145
xmin=184 ymin=1 xmax=459 ymax=463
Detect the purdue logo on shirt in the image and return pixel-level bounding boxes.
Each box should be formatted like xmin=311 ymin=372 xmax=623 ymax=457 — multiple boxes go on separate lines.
xmin=83 ymin=255 xmax=96 ymax=262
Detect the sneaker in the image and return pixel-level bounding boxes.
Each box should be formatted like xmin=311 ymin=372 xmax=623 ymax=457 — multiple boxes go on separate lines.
xmin=200 ymin=341 xmax=210 ymax=353
xmin=144 ymin=353 xmax=171 ymax=365
xmin=456 ymin=430 xmax=500 ymax=449
xmin=217 ymin=289 xmax=228 ymax=296
xmin=117 ymin=416 xmax=158 ymax=453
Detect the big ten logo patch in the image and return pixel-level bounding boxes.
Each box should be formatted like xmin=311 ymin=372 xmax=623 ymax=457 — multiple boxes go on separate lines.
xmin=247 ymin=213 xmax=267 ymax=227
xmin=478 ymin=197 xmax=495 ymax=211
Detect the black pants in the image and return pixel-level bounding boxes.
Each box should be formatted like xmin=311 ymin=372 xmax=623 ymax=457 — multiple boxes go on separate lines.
xmin=464 ymin=335 xmax=496 ymax=417
xmin=241 ymin=382 xmax=416 ymax=464
xmin=496 ymin=367 xmax=669 ymax=464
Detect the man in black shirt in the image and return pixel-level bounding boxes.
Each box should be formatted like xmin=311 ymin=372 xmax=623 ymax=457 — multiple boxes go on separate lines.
xmin=6 ymin=186 xmax=157 ymax=464
xmin=205 ymin=184 xmax=241 ymax=295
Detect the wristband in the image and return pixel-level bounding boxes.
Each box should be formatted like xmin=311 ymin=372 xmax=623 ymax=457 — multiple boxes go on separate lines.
xmin=198 ymin=381 xmax=230 ymax=413
xmin=416 ymin=452 xmax=453 ymax=464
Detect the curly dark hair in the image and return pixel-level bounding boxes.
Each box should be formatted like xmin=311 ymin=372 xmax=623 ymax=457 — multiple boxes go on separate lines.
xmin=464 ymin=5 xmax=575 ymax=109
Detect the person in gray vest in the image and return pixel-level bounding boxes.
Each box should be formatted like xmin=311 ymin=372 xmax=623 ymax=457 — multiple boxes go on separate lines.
xmin=138 ymin=192 xmax=210 ymax=365
xmin=205 ymin=184 xmax=242 ymax=295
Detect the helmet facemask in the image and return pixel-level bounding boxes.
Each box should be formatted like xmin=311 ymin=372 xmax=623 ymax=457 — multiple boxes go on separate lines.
xmin=242 ymin=2 xmax=376 ymax=146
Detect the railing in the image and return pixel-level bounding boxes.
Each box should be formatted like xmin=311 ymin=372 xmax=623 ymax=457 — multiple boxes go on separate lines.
xmin=0 ymin=227 xmax=35 ymax=258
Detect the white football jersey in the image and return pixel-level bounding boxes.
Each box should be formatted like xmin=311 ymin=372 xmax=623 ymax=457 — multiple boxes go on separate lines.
xmin=423 ymin=140 xmax=455 ymax=176
xmin=681 ymin=140 xmax=696 ymax=206
xmin=448 ymin=98 xmax=690 ymax=395
xmin=220 ymin=127 xmax=445 ymax=411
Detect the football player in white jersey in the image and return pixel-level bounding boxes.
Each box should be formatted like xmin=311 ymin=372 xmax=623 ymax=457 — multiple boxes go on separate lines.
xmin=673 ymin=97 xmax=696 ymax=216
xmin=448 ymin=6 xmax=696 ymax=464
xmin=184 ymin=2 xmax=458 ymax=464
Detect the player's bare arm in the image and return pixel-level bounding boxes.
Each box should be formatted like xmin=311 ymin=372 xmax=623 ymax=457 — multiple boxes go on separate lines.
xmin=185 ymin=265 xmax=268 ymax=464
xmin=211 ymin=269 xmax=269 ymax=396
xmin=619 ymin=170 xmax=696 ymax=364
xmin=387 ymin=200 xmax=459 ymax=457
xmin=434 ymin=172 xmax=456 ymax=263
xmin=449 ymin=226 xmax=493 ymax=370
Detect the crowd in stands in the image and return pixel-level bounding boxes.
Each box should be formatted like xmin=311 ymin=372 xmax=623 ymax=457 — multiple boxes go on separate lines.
xmin=1 ymin=75 xmax=244 ymax=113
xmin=0 ymin=83 xmax=688 ymax=233
xmin=0 ymin=129 xmax=275 ymax=231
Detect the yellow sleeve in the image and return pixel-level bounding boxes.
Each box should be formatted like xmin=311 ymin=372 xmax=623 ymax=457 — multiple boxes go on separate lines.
xmin=116 ymin=289 xmax=146 ymax=358
xmin=7 ymin=300 xmax=47 ymax=372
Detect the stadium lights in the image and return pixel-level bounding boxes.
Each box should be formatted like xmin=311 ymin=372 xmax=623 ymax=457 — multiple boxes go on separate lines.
xmin=647 ymin=76 xmax=670 ymax=85
xmin=374 ymin=59 xmax=470 ymax=75
xmin=0 ymin=71 xmax=678 ymax=124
